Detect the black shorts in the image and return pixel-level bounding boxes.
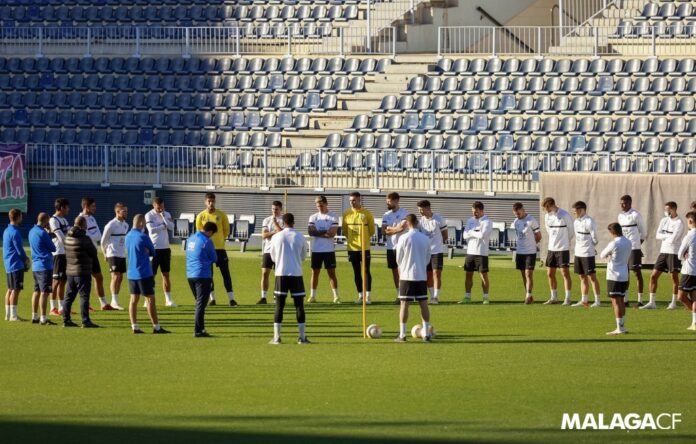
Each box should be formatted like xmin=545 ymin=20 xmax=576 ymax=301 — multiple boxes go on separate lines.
xmin=107 ymin=256 xmax=126 ymax=273
xmin=261 ymin=252 xmax=275 ymax=269
xmin=464 ymin=255 xmax=489 ymax=273
xmin=91 ymin=257 xmax=102 ymax=274
xmin=386 ymin=249 xmax=398 ymax=269
xmin=679 ymin=274 xmax=696 ymax=292
xmin=427 ymin=253 xmax=444 ymax=271
xmin=607 ymin=280 xmax=629 ymax=297
xmin=152 ymin=248 xmax=171 ymax=274
xmin=515 ymin=253 xmax=536 ymax=270
xmin=546 ymin=250 xmax=570 ymax=268
xmin=33 ymin=270 xmax=53 ymax=293
xmin=6 ymin=271 xmax=24 ymax=290
xmin=273 ymin=276 xmax=305 ymax=298
xmin=398 ymin=280 xmax=428 ymax=301
xmin=628 ymin=249 xmax=643 ymax=271
xmin=574 ymin=256 xmax=596 ymax=275
xmin=52 ymin=254 xmax=67 ymax=281
xmin=128 ymin=276 xmax=155 ymax=296
xmin=311 ymin=252 xmax=336 ymax=270
xmin=654 ymin=253 xmax=681 ymax=274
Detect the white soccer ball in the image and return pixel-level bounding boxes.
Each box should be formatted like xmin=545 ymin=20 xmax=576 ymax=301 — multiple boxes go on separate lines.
xmin=366 ymin=324 xmax=382 ymax=339
xmin=411 ymin=324 xmax=436 ymax=339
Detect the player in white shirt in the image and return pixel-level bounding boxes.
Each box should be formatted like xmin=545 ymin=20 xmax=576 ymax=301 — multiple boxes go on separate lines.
xmin=461 ymin=201 xmax=493 ymax=304
xmin=541 ymin=197 xmax=574 ymax=305
xmin=382 ymin=192 xmax=408 ymax=304
xmin=512 ymin=203 xmax=541 ymax=304
xmin=268 ymin=213 xmax=309 ymax=344
xmin=600 ymin=223 xmax=632 ymax=335
xmin=417 ymin=200 xmax=448 ymax=304
xmin=79 ymin=197 xmax=110 ymax=310
xmin=677 ymin=212 xmax=696 ymax=330
xmin=307 ymin=195 xmax=340 ymax=304
xmin=618 ymin=195 xmax=647 ymax=306
xmin=646 ymin=201 xmax=684 ymax=310
xmin=571 ymin=201 xmax=601 ymax=308
xmin=49 ymin=198 xmax=70 ymax=316
xmin=259 ymin=201 xmax=284 ymax=305
xmin=101 ymin=203 xmax=129 ymax=310
xmin=394 ymin=214 xmax=432 ymax=342
xmin=145 ymin=197 xmax=176 ymax=307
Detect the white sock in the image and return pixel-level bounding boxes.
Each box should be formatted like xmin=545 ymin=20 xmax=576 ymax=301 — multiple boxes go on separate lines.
xmin=274 ymin=322 xmax=281 ymax=339
xmin=165 ymin=292 xmax=173 ymax=303
xmin=49 ymin=299 xmax=56 ymax=310
xmin=10 ymin=305 xmax=17 ymax=318
xmin=692 ymin=313 xmax=696 ymax=324
xmin=564 ymin=290 xmax=572 ymax=301
xmin=209 ymin=291 xmax=215 ymax=300
xmin=261 ymin=290 xmax=267 ymax=299
xmin=422 ymin=321 xmax=431 ymax=339
xmin=428 ymin=287 xmax=434 ymax=298
xmin=99 ymin=297 xmax=107 ymax=307
xmin=581 ymin=294 xmax=588 ymax=303
xmin=526 ymin=292 xmax=533 ymax=298
xmin=153 ymin=323 xmax=161 ymax=331
xmin=32 ymin=312 xmax=38 ymax=321
xmin=60 ymin=299 xmax=65 ymax=309
xmin=366 ymin=291 xmax=371 ymax=301
xmin=671 ymin=294 xmax=678 ymax=304
xmin=433 ymin=289 xmax=440 ymax=299
xmin=111 ymin=294 xmax=119 ymax=306
xmin=637 ymin=293 xmax=643 ymax=304
xmin=40 ymin=315 xmax=46 ymax=323
xmin=399 ymin=322 xmax=407 ymax=338
xmin=358 ymin=292 xmax=363 ymax=300
xmin=593 ymin=292 xmax=600 ymax=303
xmin=4 ymin=305 xmax=9 ymax=318
xmin=615 ymin=318 xmax=622 ymax=330
xmin=310 ymin=289 xmax=316 ymax=298
xmin=298 ymin=323 xmax=306 ymax=340
xmin=132 ymin=323 xmax=139 ymax=331
xmin=649 ymin=293 xmax=656 ymax=304
xmin=551 ymin=289 xmax=558 ymax=300
xmin=227 ymin=292 xmax=235 ymax=301
xmin=332 ymin=288 xmax=339 ymax=298
xmin=465 ymin=292 xmax=471 ymax=300
xmin=483 ymin=293 xmax=489 ymax=301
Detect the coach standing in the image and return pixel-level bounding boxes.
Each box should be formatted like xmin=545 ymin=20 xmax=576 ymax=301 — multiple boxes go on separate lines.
xmin=342 ymin=192 xmax=375 ymax=305
xmin=186 ymin=222 xmax=218 ymax=338
xmin=29 ymin=213 xmax=56 ymax=325
xmin=3 ymin=209 xmax=28 ymax=322
xmin=195 ymin=193 xmax=236 ymax=306
xmin=63 ymin=216 xmax=99 ymax=328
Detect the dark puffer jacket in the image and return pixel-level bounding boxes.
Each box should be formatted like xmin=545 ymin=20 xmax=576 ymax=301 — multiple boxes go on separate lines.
xmin=65 ymin=226 xmax=98 ymax=277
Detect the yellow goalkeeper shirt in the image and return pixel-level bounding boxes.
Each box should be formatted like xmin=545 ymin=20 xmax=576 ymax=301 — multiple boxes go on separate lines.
xmin=342 ymin=208 xmax=375 ymax=252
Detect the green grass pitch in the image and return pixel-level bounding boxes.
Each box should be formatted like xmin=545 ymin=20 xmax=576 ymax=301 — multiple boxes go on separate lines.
xmin=1 ymin=248 xmax=695 ymax=443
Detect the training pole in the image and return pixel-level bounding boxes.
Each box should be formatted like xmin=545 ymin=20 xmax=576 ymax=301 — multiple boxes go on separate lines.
xmin=284 ymin=189 xmax=288 ymax=212
xmin=360 ymin=213 xmax=367 ymax=338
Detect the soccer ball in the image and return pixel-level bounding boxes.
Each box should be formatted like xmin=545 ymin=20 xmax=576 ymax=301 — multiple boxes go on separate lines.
xmin=366 ymin=324 xmax=382 ymax=339
xmin=411 ymin=324 xmax=436 ymax=339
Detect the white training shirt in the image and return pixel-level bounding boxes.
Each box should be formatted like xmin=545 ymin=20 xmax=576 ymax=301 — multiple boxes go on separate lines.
xmin=618 ymin=208 xmax=647 ymax=250
xmin=308 ymin=211 xmax=338 ymax=253
xmin=678 ymin=228 xmax=696 ymax=276
xmin=600 ymin=236 xmax=632 ymax=282
xmin=418 ymin=213 xmax=448 ymax=254
xmin=395 ymin=229 xmax=431 ymax=282
xmin=464 ymin=215 xmax=493 ymax=256
xmin=269 ymin=227 xmax=307 ymax=277
xmin=574 ymin=215 xmax=598 ymax=258
xmin=145 ymin=209 xmax=174 ymax=250
xmin=79 ymin=212 xmax=102 ymax=247
xmin=49 ymin=215 xmax=70 ymax=255
xmin=262 ymin=215 xmax=285 ymax=254
xmin=656 ymin=216 xmax=684 ymax=255
xmin=101 ymin=218 xmax=129 ymax=258
xmin=382 ymin=207 xmax=409 ymax=250
xmin=512 ymin=215 xmax=540 ymax=255
xmin=544 ymin=208 xmax=574 ymax=252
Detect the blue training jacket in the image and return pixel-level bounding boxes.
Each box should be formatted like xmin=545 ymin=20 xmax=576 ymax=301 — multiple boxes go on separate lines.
xmin=29 ymin=225 xmax=56 ymax=272
xmin=126 ymin=228 xmax=155 ymax=280
xmin=186 ymin=231 xmax=217 ymax=279
xmin=3 ymin=224 xmax=27 ymax=273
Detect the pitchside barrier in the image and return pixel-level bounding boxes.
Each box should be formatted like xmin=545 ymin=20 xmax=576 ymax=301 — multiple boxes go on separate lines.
xmin=539 ymin=172 xmax=696 ymax=264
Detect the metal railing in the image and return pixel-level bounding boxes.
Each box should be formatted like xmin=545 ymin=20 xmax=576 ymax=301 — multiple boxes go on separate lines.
xmin=438 ymin=25 xmax=696 ymax=58
xmin=0 ymin=25 xmax=396 ymax=57
xmin=25 ymin=144 xmax=695 ymax=194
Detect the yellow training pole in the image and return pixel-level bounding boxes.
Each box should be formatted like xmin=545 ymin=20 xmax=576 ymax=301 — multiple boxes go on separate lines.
xmin=284 ymin=189 xmax=288 ymax=212
xmin=360 ymin=213 xmax=367 ymax=338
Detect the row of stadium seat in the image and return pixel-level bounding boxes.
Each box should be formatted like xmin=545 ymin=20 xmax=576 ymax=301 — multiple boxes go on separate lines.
xmin=345 ymin=114 xmax=696 ymax=137
xmin=292 ymin=150 xmax=696 ymax=174
xmin=4 ymin=0 xmax=362 ymax=5
xmin=611 ymin=20 xmax=696 ymax=38
xmin=373 ymin=94 xmax=696 ymax=115
xmin=2 ymin=110 xmax=311 ymax=131
xmin=321 ymin=133 xmax=696 ymax=154
xmin=431 ymin=57 xmax=696 ymax=76
xmin=0 ymin=56 xmax=389 ymax=76
xmin=636 ymin=1 xmax=696 ymax=21
xmin=403 ymin=75 xmax=696 ymax=95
